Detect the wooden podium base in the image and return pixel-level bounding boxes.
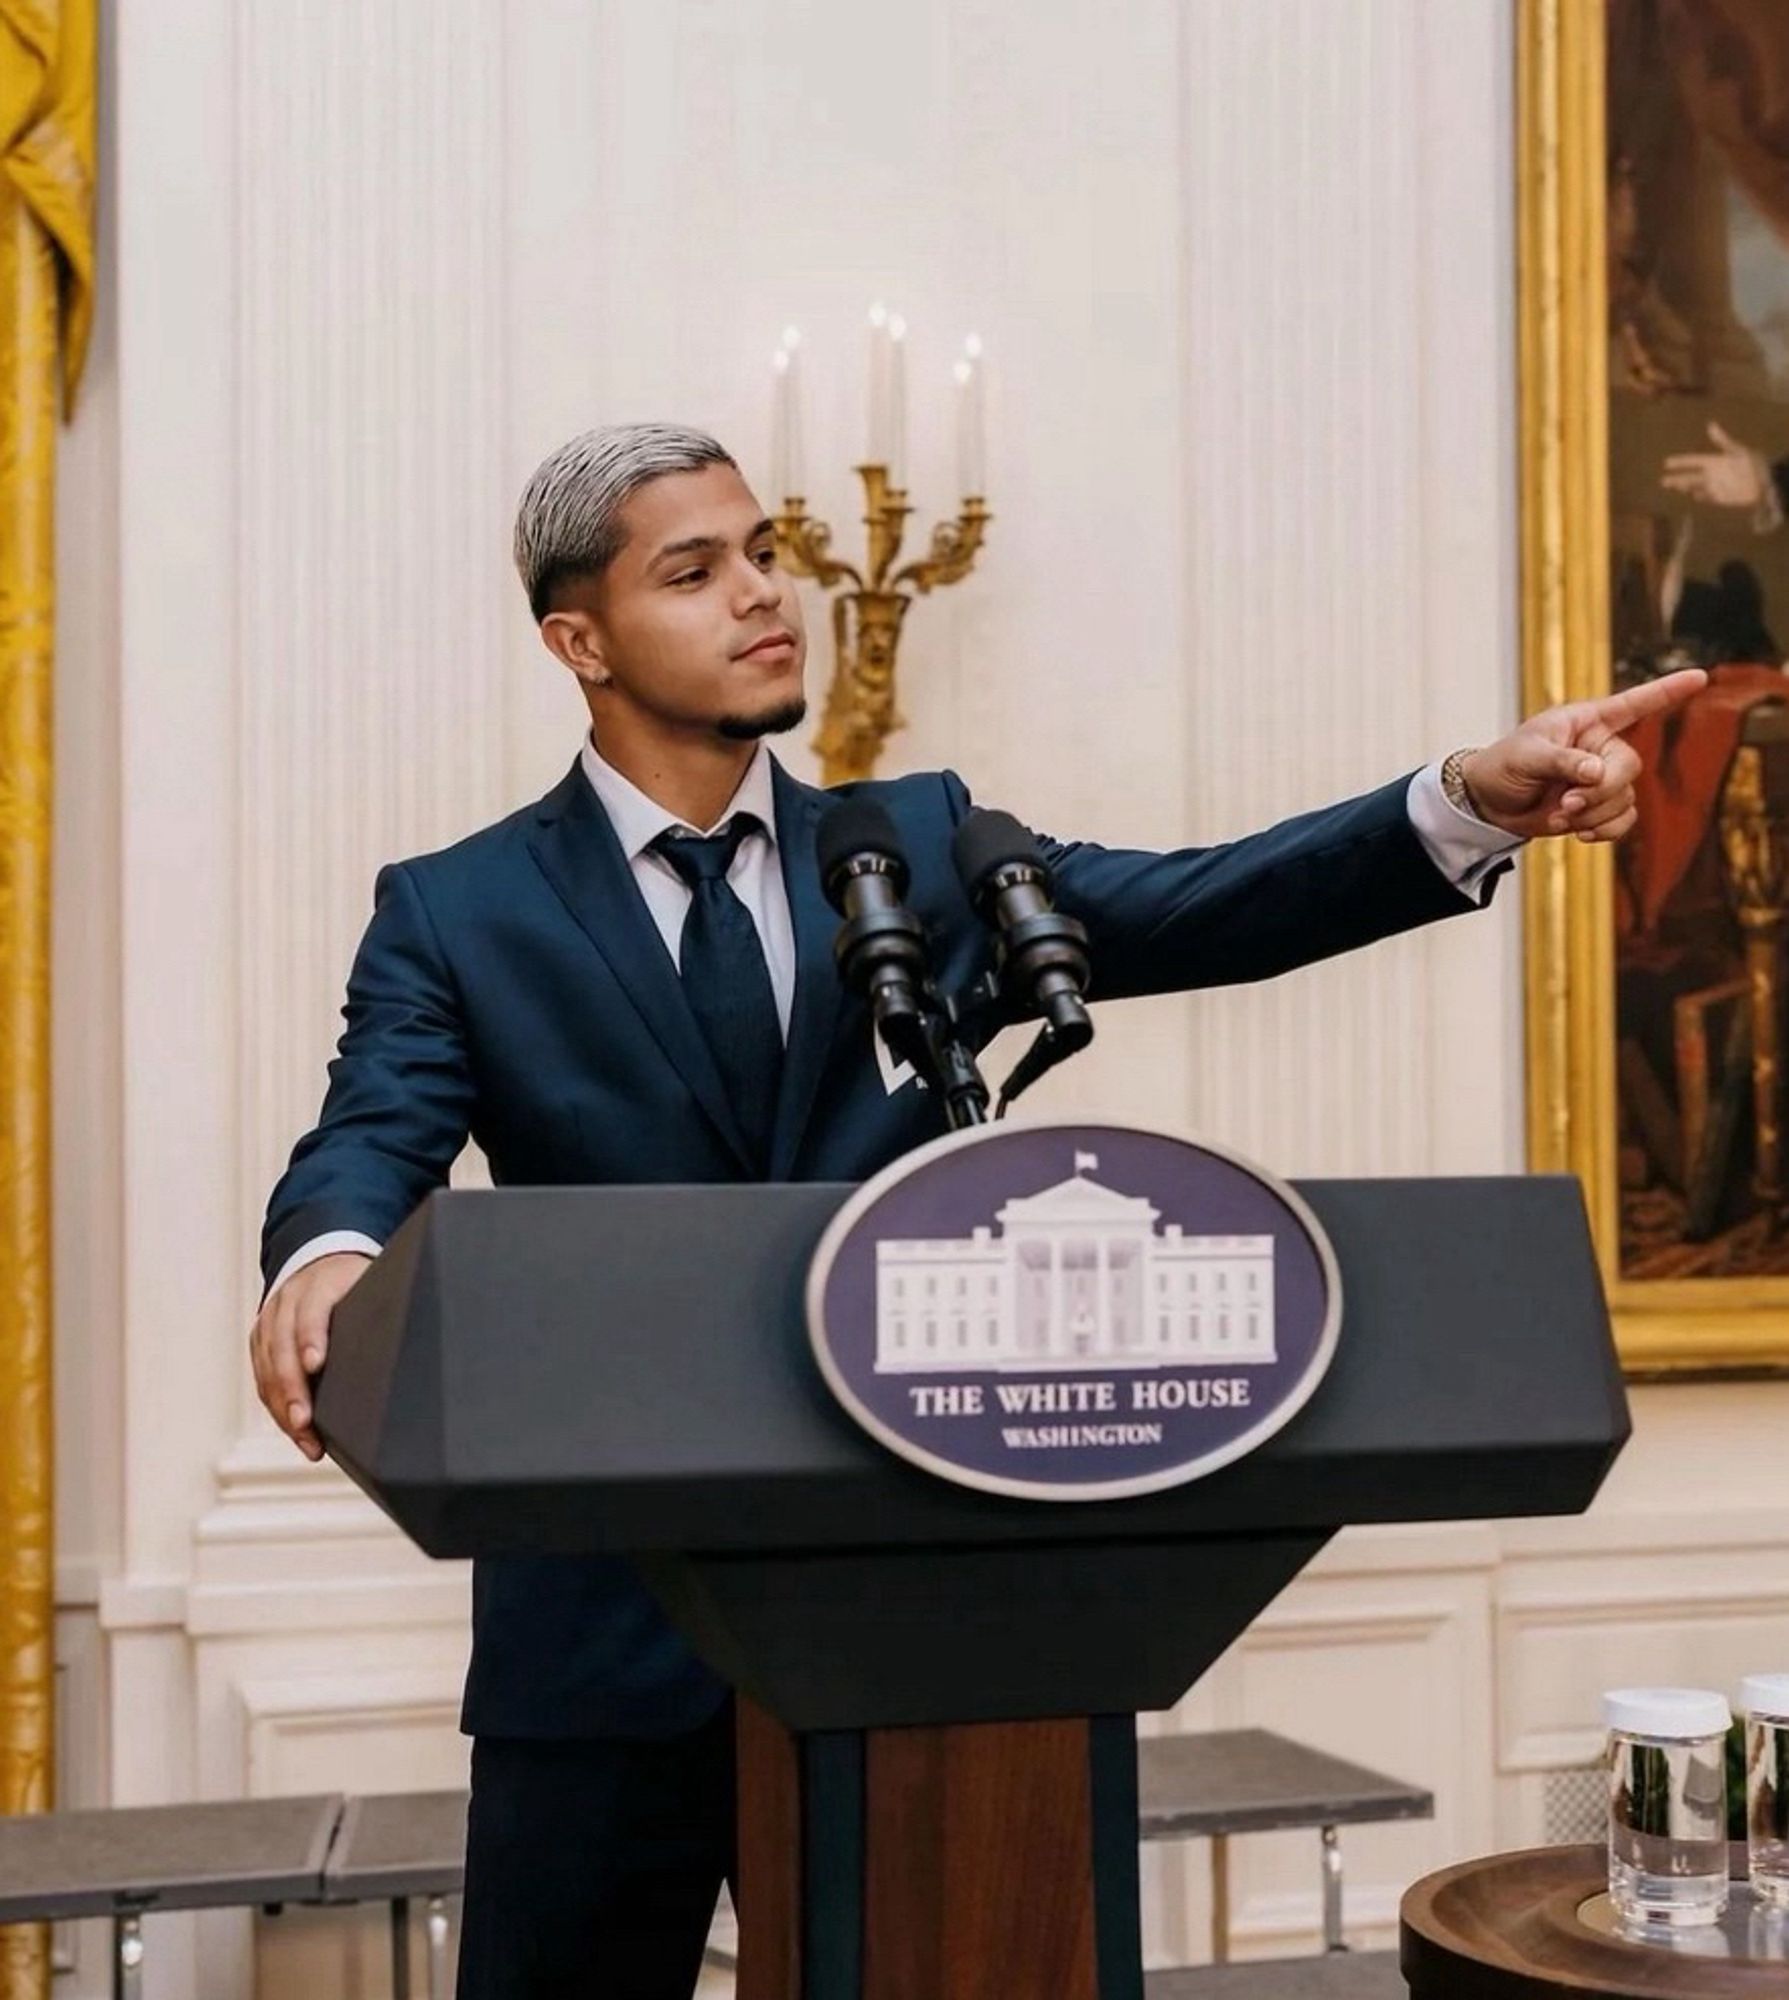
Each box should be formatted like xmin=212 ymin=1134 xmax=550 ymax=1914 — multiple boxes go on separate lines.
xmin=735 ymin=1699 xmax=1143 ymax=2000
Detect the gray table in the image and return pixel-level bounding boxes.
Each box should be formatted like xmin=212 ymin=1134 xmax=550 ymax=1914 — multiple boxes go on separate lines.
xmin=0 ymin=1795 xmax=341 ymax=2000
xmin=1139 ymin=1730 xmax=1432 ymax=1962
xmin=1145 ymin=1950 xmax=1404 ymax=1997
xmin=323 ymin=1790 xmax=469 ymax=2000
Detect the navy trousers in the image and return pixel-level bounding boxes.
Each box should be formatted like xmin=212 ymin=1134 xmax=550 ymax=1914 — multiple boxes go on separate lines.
xmin=455 ymin=1704 xmax=737 ymax=2000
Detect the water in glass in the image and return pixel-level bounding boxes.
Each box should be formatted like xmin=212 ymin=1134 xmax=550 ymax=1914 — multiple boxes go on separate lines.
xmin=1747 ymin=1704 xmax=1789 ymax=1907
xmin=1608 ymin=1733 xmax=1729 ymax=1926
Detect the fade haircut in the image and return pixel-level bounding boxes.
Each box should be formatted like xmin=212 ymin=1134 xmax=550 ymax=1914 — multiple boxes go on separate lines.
xmin=513 ymin=422 xmax=737 ymax=621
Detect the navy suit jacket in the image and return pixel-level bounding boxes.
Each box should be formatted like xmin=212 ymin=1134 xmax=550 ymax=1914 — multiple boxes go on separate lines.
xmin=261 ymin=754 xmax=1498 ymax=1739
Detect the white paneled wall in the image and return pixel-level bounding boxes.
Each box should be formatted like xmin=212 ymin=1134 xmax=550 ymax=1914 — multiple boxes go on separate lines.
xmin=46 ymin=4 xmax=1789 ymax=1996
xmin=1178 ymin=0 xmax=1524 ymax=1178
xmin=233 ymin=0 xmax=509 ymax=1327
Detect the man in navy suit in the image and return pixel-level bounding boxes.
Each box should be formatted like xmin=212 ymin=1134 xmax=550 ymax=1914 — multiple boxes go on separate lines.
xmin=252 ymin=423 xmax=1700 ymax=1998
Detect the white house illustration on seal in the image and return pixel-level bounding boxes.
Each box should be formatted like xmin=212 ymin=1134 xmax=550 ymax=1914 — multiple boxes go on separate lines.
xmin=874 ymin=1152 xmax=1276 ymax=1374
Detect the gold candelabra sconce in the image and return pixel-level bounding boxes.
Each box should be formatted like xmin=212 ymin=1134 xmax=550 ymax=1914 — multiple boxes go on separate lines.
xmin=767 ymin=312 xmax=989 ymax=784
xmin=775 ymin=468 xmax=990 ymax=785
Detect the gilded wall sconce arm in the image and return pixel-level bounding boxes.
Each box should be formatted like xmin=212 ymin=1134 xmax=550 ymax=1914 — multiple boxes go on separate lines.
xmin=775 ymin=465 xmax=990 ymax=784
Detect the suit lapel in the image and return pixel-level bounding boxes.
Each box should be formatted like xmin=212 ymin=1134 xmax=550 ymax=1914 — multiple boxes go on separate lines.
xmin=768 ymin=760 xmax=844 ymax=1178
xmin=525 ymin=760 xmax=755 ymax=1172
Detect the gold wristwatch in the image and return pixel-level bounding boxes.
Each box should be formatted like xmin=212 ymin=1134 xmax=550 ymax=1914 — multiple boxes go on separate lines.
xmin=1441 ymin=747 xmax=1484 ymax=821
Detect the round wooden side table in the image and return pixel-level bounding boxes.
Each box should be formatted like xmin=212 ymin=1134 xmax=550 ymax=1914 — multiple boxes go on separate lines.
xmin=1400 ymin=1845 xmax=1788 ymax=1996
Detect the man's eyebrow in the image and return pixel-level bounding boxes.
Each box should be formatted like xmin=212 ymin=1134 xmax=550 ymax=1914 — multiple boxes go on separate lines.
xmin=650 ymin=533 xmax=725 ymax=565
xmin=649 ymin=520 xmax=777 ymax=566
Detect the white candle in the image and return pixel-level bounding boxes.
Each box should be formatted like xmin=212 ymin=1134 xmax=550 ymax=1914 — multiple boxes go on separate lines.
xmin=867 ymin=302 xmax=891 ymax=467
xmin=955 ymin=334 xmax=986 ymax=498
xmin=771 ymin=327 xmax=804 ymax=501
xmin=888 ymin=313 xmax=908 ymax=490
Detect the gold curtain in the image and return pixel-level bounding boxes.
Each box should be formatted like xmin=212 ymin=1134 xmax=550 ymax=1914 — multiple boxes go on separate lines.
xmin=0 ymin=4 xmax=93 ymax=1997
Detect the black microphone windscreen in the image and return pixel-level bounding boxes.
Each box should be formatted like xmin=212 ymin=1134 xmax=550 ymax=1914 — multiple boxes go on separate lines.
xmin=816 ymin=797 xmax=907 ymax=887
xmin=951 ymin=808 xmax=1047 ymax=896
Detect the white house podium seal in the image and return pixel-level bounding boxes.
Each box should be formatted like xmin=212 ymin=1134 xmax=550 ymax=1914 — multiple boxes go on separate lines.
xmin=806 ymin=1121 xmax=1342 ymax=1501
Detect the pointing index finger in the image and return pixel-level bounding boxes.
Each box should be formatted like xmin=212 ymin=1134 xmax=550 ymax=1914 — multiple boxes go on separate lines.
xmin=1584 ymin=667 xmax=1708 ymax=736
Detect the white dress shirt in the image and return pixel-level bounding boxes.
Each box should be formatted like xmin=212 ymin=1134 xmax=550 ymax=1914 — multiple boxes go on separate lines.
xmin=577 ymin=736 xmax=796 ymax=1035
xmin=267 ymin=753 xmax=1521 ymax=1297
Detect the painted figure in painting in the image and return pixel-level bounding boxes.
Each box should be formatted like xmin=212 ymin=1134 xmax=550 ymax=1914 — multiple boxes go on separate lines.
xmin=1606 ymin=0 xmax=1789 ymax=1275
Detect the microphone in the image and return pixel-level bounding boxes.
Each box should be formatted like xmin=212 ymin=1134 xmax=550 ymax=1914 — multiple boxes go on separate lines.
xmin=816 ymin=799 xmax=934 ymax=1071
xmin=951 ymin=809 xmax=1093 ymax=1114
xmin=950 ymin=810 xmax=1092 ymax=1045
xmin=818 ymin=798 xmax=994 ymax=1128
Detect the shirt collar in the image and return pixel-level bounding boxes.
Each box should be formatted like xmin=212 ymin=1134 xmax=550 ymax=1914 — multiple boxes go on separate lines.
xmin=578 ymin=734 xmax=779 ymax=862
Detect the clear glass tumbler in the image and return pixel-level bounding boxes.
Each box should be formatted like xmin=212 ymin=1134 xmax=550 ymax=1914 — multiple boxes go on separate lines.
xmin=1604 ymin=1687 xmax=1731 ymax=1928
xmin=1744 ymin=1674 xmax=1789 ymax=1908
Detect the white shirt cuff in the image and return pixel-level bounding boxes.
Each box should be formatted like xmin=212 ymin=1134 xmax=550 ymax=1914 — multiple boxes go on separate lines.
xmin=269 ymin=1230 xmax=383 ymax=1297
xmin=1406 ymin=761 xmax=1525 ymax=904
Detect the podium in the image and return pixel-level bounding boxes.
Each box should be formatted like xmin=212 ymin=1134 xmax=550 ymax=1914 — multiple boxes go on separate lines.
xmin=318 ymin=1173 xmax=1626 ymax=2000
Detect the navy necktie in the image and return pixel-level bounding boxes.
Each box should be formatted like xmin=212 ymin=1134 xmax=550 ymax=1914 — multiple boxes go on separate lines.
xmin=652 ymin=815 xmax=784 ymax=1171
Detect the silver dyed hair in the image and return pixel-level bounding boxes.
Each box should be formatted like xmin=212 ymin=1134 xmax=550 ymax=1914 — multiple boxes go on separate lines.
xmin=513 ymin=422 xmax=737 ymax=620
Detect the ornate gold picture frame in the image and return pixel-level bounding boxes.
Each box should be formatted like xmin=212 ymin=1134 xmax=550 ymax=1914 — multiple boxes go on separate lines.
xmin=1520 ymin=0 xmax=1789 ymax=1370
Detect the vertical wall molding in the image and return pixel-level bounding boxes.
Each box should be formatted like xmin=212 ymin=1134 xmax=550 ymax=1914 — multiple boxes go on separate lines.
xmin=1177 ymin=0 xmax=1516 ymax=1176
xmin=233 ymin=0 xmax=509 ymax=1359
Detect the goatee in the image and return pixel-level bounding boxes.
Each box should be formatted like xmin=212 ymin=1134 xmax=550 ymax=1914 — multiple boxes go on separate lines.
xmin=717 ymin=696 xmax=808 ymax=742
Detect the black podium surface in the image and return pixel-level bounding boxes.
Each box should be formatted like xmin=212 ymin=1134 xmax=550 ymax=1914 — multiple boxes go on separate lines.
xmin=319 ymin=1174 xmax=1623 ymax=1730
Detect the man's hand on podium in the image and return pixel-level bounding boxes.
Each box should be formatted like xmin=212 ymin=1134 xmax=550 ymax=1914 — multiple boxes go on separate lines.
xmin=1459 ymin=665 xmax=1707 ymax=845
xmin=250 ymin=1250 xmax=374 ymax=1462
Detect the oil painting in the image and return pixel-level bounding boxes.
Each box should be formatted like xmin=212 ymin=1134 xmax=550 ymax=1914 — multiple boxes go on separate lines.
xmin=1522 ymin=0 xmax=1789 ymax=1366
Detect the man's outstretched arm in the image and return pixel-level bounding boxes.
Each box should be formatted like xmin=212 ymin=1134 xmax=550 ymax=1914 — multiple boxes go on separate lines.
xmin=963 ymin=669 xmax=1704 ymax=1004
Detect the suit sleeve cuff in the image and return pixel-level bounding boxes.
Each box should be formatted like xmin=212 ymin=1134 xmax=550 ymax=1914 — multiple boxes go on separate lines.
xmin=1406 ymin=761 xmax=1525 ymax=904
xmin=268 ymin=1230 xmax=383 ymax=1298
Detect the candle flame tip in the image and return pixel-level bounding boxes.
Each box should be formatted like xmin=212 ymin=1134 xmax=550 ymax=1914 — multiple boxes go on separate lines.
xmin=964 ymin=333 xmax=984 ymax=358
